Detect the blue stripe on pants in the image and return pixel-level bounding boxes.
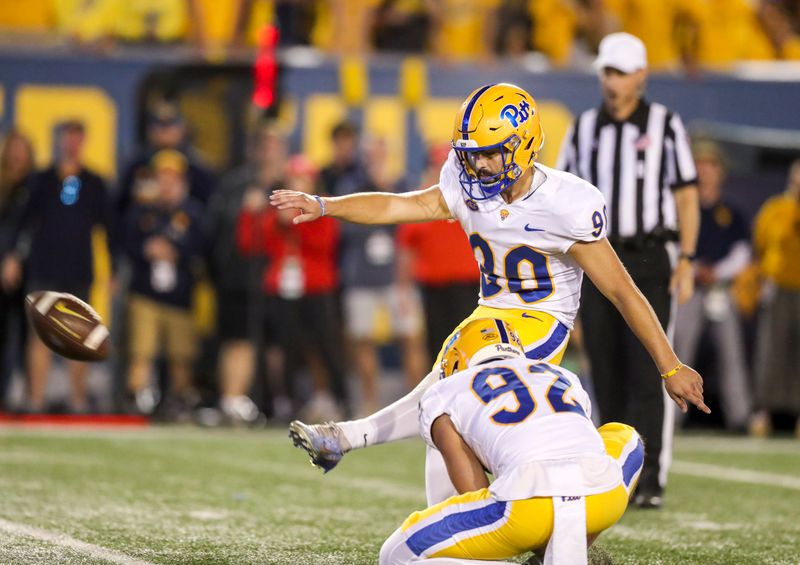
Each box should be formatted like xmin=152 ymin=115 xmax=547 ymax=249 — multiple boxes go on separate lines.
xmin=622 ymin=438 xmax=645 ymax=487
xmin=406 ymin=501 xmax=508 ymax=556
xmin=526 ymin=322 xmax=569 ymax=360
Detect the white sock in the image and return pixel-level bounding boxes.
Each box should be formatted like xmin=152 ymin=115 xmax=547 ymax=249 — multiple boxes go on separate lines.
xmin=425 ymin=446 xmax=458 ymax=505
xmin=339 ymin=369 xmax=439 ymax=450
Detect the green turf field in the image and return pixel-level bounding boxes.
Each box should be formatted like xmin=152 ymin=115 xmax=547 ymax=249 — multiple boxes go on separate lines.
xmin=1 ymin=426 xmax=798 ymax=564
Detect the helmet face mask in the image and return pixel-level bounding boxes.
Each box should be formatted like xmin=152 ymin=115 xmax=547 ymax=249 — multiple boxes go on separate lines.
xmin=454 ymin=136 xmax=522 ymax=200
xmin=440 ymin=318 xmax=526 ymax=379
xmin=452 ymin=83 xmax=544 ymax=202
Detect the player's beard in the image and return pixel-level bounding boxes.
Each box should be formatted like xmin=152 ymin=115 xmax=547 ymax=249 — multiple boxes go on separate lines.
xmin=478 ymin=169 xmax=498 ymax=185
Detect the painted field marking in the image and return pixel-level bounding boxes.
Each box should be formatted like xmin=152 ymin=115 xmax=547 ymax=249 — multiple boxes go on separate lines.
xmin=0 ymin=518 xmax=156 ymax=565
xmin=671 ymin=460 xmax=800 ymax=491
xmin=675 ymin=436 xmax=800 ymax=455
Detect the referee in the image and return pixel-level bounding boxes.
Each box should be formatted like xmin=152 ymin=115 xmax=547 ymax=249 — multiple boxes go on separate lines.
xmin=557 ymin=33 xmax=700 ymax=509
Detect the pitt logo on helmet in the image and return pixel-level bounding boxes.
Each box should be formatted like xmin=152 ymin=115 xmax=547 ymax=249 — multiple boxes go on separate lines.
xmin=500 ymin=100 xmax=532 ymax=128
xmin=452 ymin=83 xmax=544 ymax=201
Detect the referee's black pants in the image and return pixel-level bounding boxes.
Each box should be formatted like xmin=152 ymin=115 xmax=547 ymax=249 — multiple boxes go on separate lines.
xmin=581 ymin=243 xmax=672 ymax=496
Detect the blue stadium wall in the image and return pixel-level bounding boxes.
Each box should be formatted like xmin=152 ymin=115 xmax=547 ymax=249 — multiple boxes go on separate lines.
xmin=0 ymin=48 xmax=798 ymax=191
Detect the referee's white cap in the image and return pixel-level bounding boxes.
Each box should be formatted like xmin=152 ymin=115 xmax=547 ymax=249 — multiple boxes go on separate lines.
xmin=594 ymin=32 xmax=648 ymax=73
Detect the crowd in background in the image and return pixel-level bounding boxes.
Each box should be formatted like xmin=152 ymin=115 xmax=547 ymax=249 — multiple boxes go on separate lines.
xmin=0 ymin=107 xmax=482 ymax=426
xmin=1 ymin=0 xmax=800 ymax=434
xmin=2 ymin=0 xmax=800 ymax=70
xmin=1 ymin=102 xmax=799 ymax=437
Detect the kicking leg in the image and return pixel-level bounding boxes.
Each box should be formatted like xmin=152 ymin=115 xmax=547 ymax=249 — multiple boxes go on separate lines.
xmin=289 ymin=368 xmax=439 ymax=472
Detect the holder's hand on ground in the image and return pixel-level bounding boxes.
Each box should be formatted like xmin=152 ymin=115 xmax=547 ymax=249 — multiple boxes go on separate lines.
xmin=270 ymin=190 xmax=322 ymax=224
xmin=664 ymin=365 xmax=710 ymax=414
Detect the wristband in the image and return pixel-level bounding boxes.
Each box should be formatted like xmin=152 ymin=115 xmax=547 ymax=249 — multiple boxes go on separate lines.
xmin=678 ymin=251 xmax=696 ymax=262
xmin=661 ymin=363 xmax=684 ymax=380
xmin=313 ymin=195 xmax=326 ymax=217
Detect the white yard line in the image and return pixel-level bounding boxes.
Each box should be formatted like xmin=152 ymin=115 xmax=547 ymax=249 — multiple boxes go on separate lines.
xmin=0 ymin=518 xmax=156 ymax=565
xmin=675 ymin=436 xmax=800 ymax=455
xmin=671 ymin=460 xmax=800 ymax=490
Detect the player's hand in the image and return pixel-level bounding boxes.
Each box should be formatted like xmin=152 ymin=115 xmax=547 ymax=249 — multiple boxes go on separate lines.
xmin=664 ymin=365 xmax=710 ymax=414
xmin=270 ymin=190 xmax=323 ymax=224
xmin=670 ymin=259 xmax=695 ymax=305
xmin=1 ymin=254 xmax=22 ymax=292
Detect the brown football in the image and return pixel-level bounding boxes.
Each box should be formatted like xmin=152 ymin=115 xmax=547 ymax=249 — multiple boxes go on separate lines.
xmin=24 ymin=291 xmax=110 ymax=362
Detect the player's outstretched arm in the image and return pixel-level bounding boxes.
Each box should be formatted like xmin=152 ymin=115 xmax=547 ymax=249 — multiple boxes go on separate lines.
xmin=569 ymin=238 xmax=710 ymax=414
xmin=269 ymin=185 xmax=451 ymax=225
xmin=430 ymin=415 xmax=490 ymax=494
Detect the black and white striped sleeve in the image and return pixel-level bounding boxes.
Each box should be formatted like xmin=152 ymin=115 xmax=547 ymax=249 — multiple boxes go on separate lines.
xmin=664 ymin=112 xmax=697 ymax=190
xmin=556 ymin=123 xmax=578 ymax=175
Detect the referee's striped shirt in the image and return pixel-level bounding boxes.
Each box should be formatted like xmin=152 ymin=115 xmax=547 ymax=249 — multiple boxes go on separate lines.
xmin=556 ymin=100 xmax=697 ymax=240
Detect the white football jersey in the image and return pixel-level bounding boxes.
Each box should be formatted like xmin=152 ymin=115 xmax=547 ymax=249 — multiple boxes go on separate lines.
xmin=438 ymin=152 xmax=608 ymax=329
xmin=419 ymin=357 xmax=621 ymax=499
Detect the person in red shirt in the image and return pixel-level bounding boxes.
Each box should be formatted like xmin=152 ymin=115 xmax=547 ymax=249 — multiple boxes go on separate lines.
xmin=237 ymin=155 xmax=350 ymax=421
xmin=396 ymin=143 xmax=480 ymax=362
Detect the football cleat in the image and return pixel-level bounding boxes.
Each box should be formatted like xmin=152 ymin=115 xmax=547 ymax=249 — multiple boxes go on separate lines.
xmin=288 ymin=420 xmax=351 ymax=473
xmin=633 ymin=492 xmax=663 ymax=509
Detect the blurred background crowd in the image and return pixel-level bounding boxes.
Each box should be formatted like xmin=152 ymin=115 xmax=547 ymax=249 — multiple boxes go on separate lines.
xmin=0 ymin=0 xmax=799 ymax=438
xmin=2 ymin=0 xmax=800 ymax=70
xmin=0 ymin=105 xmax=481 ymax=426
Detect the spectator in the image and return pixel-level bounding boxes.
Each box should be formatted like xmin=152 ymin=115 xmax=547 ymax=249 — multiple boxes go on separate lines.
xmin=53 ymin=0 xmax=117 ymax=47
xmin=0 ymin=0 xmax=51 ymax=33
xmin=206 ymin=122 xmax=286 ymax=424
xmin=428 ymin=0 xmax=499 ymax=63
xmin=759 ymin=0 xmax=800 ymax=60
xmin=123 ymin=149 xmax=206 ymax=418
xmin=272 ymin=0 xmax=316 ymax=47
xmin=0 ymin=129 xmax=34 ymax=409
xmin=311 ymin=0 xmax=377 ymax=54
xmin=530 ymin=0 xmax=616 ymax=67
xmin=749 ymin=158 xmax=800 ymax=438
xmin=529 ymin=0 xmax=576 ymax=66
xmin=371 ymin=0 xmax=431 ymax=53
xmin=191 ymin=0 xmax=290 ymax=51
xmin=602 ymin=0 xmax=707 ymax=70
xmin=319 ymin=119 xmax=366 ymax=198
xmin=237 ymin=155 xmax=350 ymax=422
xmin=673 ymin=141 xmax=752 ymax=431
xmin=338 ymin=135 xmax=427 ymax=414
xmin=396 ymin=143 xmax=480 ymax=368
xmin=1 ymin=120 xmax=113 ymax=413
xmin=114 ymin=0 xmax=203 ymax=45
xmin=693 ymin=0 xmax=775 ymax=69
xmin=117 ymin=102 xmax=216 ymax=223
xmin=494 ymin=0 xmax=530 ymax=58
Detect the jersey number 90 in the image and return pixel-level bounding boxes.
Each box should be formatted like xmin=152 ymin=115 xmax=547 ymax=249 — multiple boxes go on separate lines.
xmin=469 ymin=234 xmax=554 ymax=304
